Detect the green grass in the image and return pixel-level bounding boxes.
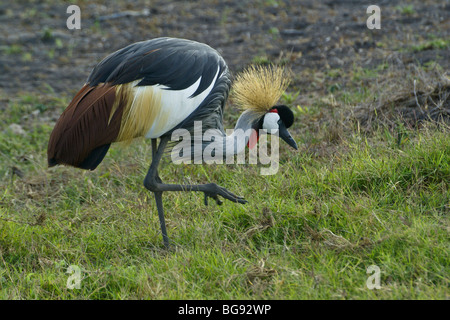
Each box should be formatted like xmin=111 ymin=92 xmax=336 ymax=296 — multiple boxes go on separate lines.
xmin=396 ymin=5 xmax=416 ymax=15
xmin=0 ymin=93 xmax=448 ymax=299
xmin=251 ymin=55 xmax=272 ymax=66
xmin=2 ymin=44 xmax=23 ymax=55
xmin=410 ymin=39 xmax=450 ymax=52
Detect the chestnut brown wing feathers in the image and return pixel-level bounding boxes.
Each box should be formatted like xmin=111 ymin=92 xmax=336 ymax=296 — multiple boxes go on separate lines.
xmin=47 ymin=84 xmax=123 ymax=170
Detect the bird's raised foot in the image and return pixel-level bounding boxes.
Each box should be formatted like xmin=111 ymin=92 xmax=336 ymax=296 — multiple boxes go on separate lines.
xmin=203 ymin=183 xmax=247 ymax=206
xmin=143 ymin=178 xmax=247 ymax=205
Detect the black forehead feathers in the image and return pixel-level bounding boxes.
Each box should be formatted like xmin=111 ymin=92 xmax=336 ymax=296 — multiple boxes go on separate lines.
xmin=270 ymin=105 xmax=294 ymax=128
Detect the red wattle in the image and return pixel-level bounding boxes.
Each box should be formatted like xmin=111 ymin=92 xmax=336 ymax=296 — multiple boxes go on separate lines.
xmin=247 ymin=129 xmax=260 ymax=149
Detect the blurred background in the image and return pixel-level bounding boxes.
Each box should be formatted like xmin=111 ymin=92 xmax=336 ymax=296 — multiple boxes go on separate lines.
xmin=1 ymin=0 xmax=448 ymax=125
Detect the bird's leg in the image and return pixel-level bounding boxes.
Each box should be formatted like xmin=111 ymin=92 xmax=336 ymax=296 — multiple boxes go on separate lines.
xmin=151 ymin=139 xmax=163 ymax=184
xmin=153 ymin=191 xmax=169 ymax=248
xmin=145 ymin=137 xmax=247 ymax=208
xmin=149 ymin=138 xmax=169 ymax=248
xmin=144 ymin=136 xmax=248 ymax=246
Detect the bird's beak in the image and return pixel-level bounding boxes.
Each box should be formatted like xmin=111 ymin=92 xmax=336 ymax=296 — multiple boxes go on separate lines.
xmin=279 ymin=123 xmax=298 ymax=150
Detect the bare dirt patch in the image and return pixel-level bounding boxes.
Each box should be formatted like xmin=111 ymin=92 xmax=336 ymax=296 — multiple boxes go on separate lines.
xmin=0 ymin=0 xmax=449 ymax=127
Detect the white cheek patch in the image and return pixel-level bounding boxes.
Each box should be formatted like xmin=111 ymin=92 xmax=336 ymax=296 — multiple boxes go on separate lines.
xmin=262 ymin=113 xmax=280 ymax=131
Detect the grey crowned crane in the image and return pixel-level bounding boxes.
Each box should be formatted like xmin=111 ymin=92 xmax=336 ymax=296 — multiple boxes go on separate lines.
xmin=48 ymin=37 xmax=297 ymax=248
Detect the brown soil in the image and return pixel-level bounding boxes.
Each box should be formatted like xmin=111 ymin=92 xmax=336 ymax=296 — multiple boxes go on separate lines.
xmin=0 ymin=0 xmax=449 ymax=124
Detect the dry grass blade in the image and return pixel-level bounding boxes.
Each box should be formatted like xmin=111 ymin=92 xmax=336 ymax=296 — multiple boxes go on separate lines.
xmin=242 ymin=207 xmax=275 ymax=239
xmin=350 ymin=64 xmax=450 ymax=128
xmin=246 ymin=258 xmax=277 ymax=283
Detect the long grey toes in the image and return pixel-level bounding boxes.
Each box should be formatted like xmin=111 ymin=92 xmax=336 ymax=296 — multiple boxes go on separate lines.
xmin=204 ymin=192 xmax=223 ymax=206
xmin=223 ymin=189 xmax=247 ymax=204
xmin=213 ymin=185 xmax=247 ymax=205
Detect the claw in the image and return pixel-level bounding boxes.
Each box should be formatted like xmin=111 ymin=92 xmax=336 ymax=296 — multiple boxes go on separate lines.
xmin=203 ymin=184 xmax=248 ymax=205
xmin=204 ymin=192 xmax=224 ymax=206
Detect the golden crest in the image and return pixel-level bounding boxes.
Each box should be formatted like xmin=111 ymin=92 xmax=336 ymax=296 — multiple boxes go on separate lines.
xmin=232 ymin=65 xmax=290 ymax=116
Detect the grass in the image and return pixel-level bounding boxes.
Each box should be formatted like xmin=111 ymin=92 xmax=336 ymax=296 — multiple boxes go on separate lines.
xmin=396 ymin=5 xmax=416 ymax=15
xmin=410 ymin=39 xmax=450 ymax=52
xmin=251 ymin=55 xmax=272 ymax=66
xmin=0 ymin=88 xmax=448 ymax=299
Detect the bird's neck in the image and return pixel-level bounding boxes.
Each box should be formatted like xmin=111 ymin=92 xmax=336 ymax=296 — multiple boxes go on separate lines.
xmin=224 ymin=110 xmax=259 ymax=156
xmin=179 ymin=110 xmax=260 ymax=164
